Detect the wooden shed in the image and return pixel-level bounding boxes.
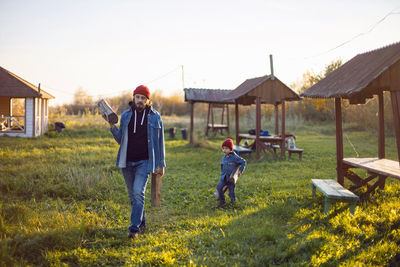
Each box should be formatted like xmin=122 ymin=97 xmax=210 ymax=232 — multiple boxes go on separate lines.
xmin=0 ymin=66 xmax=54 ymax=137
xmin=302 ymin=42 xmax=400 ymax=194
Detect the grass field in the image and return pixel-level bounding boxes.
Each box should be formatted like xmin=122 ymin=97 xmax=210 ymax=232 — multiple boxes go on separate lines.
xmin=1 ymin=115 xmax=400 ymax=266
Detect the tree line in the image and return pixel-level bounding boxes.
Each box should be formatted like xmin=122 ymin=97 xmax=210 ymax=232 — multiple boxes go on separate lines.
xmin=49 ymin=60 xmax=395 ymax=134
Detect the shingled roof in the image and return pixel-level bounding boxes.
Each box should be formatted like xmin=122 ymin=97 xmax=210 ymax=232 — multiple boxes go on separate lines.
xmin=184 ymin=88 xmax=234 ymax=104
xmin=224 ymin=75 xmax=300 ymax=105
xmin=0 ymin=66 xmax=54 ymax=99
xmin=302 ymin=41 xmax=400 ymax=102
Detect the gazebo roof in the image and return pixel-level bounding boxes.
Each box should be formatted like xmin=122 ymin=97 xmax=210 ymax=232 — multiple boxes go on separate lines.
xmin=302 ymin=41 xmax=400 ymax=104
xmin=0 ymin=66 xmax=54 ymax=99
xmin=224 ymin=75 xmax=300 ymax=105
xmin=184 ymin=88 xmax=234 ymax=104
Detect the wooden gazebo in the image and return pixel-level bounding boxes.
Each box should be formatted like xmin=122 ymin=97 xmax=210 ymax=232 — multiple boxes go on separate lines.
xmin=302 ymin=41 xmax=400 ymax=194
xmin=224 ymin=75 xmax=301 ymax=160
xmin=184 ymin=88 xmax=234 ymax=144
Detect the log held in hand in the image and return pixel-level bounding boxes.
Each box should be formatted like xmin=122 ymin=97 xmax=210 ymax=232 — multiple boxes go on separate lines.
xmin=151 ymin=173 xmax=162 ymax=207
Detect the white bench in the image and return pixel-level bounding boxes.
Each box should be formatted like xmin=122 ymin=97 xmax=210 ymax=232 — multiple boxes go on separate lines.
xmin=311 ymin=179 xmax=359 ymax=215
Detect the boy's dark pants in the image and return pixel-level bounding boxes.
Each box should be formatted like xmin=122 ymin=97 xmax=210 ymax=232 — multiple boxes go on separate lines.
xmin=217 ymin=176 xmax=236 ymax=204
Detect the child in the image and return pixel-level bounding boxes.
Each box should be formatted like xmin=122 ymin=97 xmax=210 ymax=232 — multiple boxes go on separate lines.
xmin=216 ymin=139 xmax=246 ymax=207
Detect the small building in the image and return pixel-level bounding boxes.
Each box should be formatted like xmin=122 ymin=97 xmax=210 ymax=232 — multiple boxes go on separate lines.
xmin=0 ymin=66 xmax=54 ymax=137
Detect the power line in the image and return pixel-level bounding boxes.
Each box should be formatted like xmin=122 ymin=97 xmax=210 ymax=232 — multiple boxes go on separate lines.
xmin=304 ymin=6 xmax=400 ymax=59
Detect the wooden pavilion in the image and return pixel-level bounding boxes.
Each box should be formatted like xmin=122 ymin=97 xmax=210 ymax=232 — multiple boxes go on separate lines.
xmin=184 ymin=88 xmax=234 ymax=144
xmin=0 ymin=66 xmax=54 ymax=137
xmin=224 ymin=74 xmax=301 ymax=160
xmin=302 ymin=41 xmax=400 ymax=195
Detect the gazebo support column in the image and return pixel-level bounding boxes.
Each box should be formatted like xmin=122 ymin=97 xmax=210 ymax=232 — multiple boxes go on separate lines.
xmin=335 ymin=98 xmax=344 ymax=185
xmin=227 ymin=105 xmax=230 ymax=135
xmin=281 ymin=101 xmax=285 ymax=158
xmin=390 ymin=90 xmax=400 ymax=165
xmin=256 ymin=97 xmax=261 ymax=160
xmin=190 ymin=101 xmax=194 ymax=144
xmin=378 ymin=91 xmax=385 ymax=159
xmin=275 ymin=104 xmax=279 ymax=136
xmin=378 ymin=92 xmax=385 ymax=189
xmin=235 ymin=101 xmax=239 ymax=145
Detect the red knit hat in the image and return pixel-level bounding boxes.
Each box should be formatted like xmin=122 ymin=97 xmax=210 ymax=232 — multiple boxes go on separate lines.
xmin=133 ymin=85 xmax=150 ymax=99
xmin=222 ymin=138 xmax=234 ymax=151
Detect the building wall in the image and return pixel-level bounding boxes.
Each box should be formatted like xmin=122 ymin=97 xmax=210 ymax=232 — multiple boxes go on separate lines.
xmin=0 ymin=97 xmax=51 ymax=138
xmin=0 ymin=97 xmax=33 ymax=137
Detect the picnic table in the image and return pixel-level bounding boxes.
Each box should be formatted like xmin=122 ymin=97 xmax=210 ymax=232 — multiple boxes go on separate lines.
xmin=342 ymin=158 xmax=400 ymax=194
xmin=238 ymin=133 xmax=285 ymax=159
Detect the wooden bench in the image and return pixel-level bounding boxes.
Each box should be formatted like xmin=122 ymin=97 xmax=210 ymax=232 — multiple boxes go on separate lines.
xmin=288 ymin=148 xmax=303 ymax=160
xmin=311 ymin=179 xmax=359 ymax=215
xmin=233 ymin=145 xmax=252 ymax=159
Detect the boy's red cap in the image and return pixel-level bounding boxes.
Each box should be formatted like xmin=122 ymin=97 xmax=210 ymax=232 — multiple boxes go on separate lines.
xmin=222 ymin=138 xmax=234 ymax=151
xmin=133 ymin=85 xmax=150 ymax=99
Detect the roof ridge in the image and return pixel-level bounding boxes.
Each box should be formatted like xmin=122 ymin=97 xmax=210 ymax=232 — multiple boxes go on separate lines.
xmin=357 ymin=40 xmax=400 ymax=56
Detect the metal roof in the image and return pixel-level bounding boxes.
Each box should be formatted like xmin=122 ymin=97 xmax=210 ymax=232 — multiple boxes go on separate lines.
xmin=224 ymin=75 xmax=300 ymax=105
xmin=184 ymin=88 xmax=234 ymax=104
xmin=302 ymin=41 xmax=400 ymax=101
xmin=0 ymin=66 xmax=54 ymax=99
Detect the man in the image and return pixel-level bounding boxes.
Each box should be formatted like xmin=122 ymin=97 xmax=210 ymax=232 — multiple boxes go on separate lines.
xmin=106 ymin=85 xmax=165 ymax=239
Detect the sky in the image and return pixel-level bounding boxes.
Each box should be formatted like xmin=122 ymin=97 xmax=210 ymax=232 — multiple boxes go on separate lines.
xmin=1 ymin=0 xmax=400 ymax=106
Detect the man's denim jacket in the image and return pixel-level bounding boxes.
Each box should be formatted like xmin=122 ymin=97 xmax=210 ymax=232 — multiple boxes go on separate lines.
xmin=220 ymin=152 xmax=246 ymax=180
xmin=110 ymin=105 xmax=166 ymax=173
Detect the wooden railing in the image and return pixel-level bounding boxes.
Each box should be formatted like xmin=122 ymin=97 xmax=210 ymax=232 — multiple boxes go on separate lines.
xmin=0 ymin=116 xmax=25 ymax=132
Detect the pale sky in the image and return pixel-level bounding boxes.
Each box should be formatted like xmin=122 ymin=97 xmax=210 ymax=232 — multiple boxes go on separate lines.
xmin=1 ymin=0 xmax=399 ymax=105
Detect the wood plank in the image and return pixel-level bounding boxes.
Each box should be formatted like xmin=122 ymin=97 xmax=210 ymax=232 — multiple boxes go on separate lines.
xmin=151 ymin=173 xmax=162 ymax=207
xmin=343 ymin=158 xmax=400 ymax=180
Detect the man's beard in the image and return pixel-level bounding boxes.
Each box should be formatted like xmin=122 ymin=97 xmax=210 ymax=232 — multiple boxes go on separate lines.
xmin=135 ymin=102 xmax=146 ymax=111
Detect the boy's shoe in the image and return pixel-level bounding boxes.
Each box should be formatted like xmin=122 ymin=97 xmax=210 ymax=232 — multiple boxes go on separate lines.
xmin=128 ymin=231 xmax=139 ymax=239
xmin=139 ymin=222 xmax=146 ymax=233
xmin=217 ymin=202 xmax=227 ymax=208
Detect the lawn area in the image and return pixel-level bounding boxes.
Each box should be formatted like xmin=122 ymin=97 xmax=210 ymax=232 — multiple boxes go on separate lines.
xmin=1 ymin=115 xmax=399 ymax=266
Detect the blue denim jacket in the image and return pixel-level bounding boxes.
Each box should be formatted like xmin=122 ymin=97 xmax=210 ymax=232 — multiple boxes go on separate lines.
xmin=220 ymin=152 xmax=246 ymax=180
xmin=110 ymin=106 xmax=166 ymax=173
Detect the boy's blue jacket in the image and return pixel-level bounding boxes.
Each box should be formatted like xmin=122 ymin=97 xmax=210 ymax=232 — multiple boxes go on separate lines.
xmin=110 ymin=105 xmax=166 ymax=172
xmin=220 ymin=152 xmax=246 ymax=180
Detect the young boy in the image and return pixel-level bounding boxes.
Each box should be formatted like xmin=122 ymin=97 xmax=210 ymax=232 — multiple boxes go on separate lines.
xmin=216 ymin=139 xmax=246 ymax=207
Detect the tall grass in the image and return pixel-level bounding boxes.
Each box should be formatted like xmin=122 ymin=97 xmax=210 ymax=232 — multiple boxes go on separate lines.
xmin=0 ymin=114 xmax=399 ymax=266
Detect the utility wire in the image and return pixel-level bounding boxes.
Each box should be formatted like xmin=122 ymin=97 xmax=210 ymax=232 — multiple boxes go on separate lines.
xmin=304 ymin=6 xmax=400 ymax=59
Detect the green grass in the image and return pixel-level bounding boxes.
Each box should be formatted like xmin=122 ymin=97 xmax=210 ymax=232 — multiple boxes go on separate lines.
xmin=1 ymin=115 xmax=399 ymax=266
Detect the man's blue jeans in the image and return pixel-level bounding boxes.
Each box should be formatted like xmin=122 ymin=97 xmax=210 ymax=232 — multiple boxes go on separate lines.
xmin=122 ymin=160 xmax=150 ymax=233
xmin=217 ymin=176 xmax=236 ymax=205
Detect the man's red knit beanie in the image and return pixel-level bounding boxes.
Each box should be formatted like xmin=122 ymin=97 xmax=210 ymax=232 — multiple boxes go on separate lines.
xmin=133 ymin=85 xmax=150 ymax=99
xmin=222 ymin=139 xmax=234 ymax=151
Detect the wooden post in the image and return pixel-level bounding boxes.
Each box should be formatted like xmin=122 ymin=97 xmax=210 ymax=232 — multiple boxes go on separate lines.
xmin=205 ymin=103 xmax=211 ymax=136
xmin=235 ymin=101 xmax=239 ymax=145
xmin=378 ymin=91 xmax=385 ymax=159
xmin=256 ymin=97 xmax=261 ymax=160
xmin=227 ymin=104 xmax=230 ymax=135
xmin=335 ymin=98 xmax=344 ymax=185
xmin=390 ymin=91 xmax=400 ymax=165
xmin=275 ymin=104 xmax=279 ymax=136
xmin=190 ymin=101 xmax=194 ymax=144
xmin=281 ymin=101 xmax=286 ymax=158
xmin=151 ymin=173 xmax=162 ymax=207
